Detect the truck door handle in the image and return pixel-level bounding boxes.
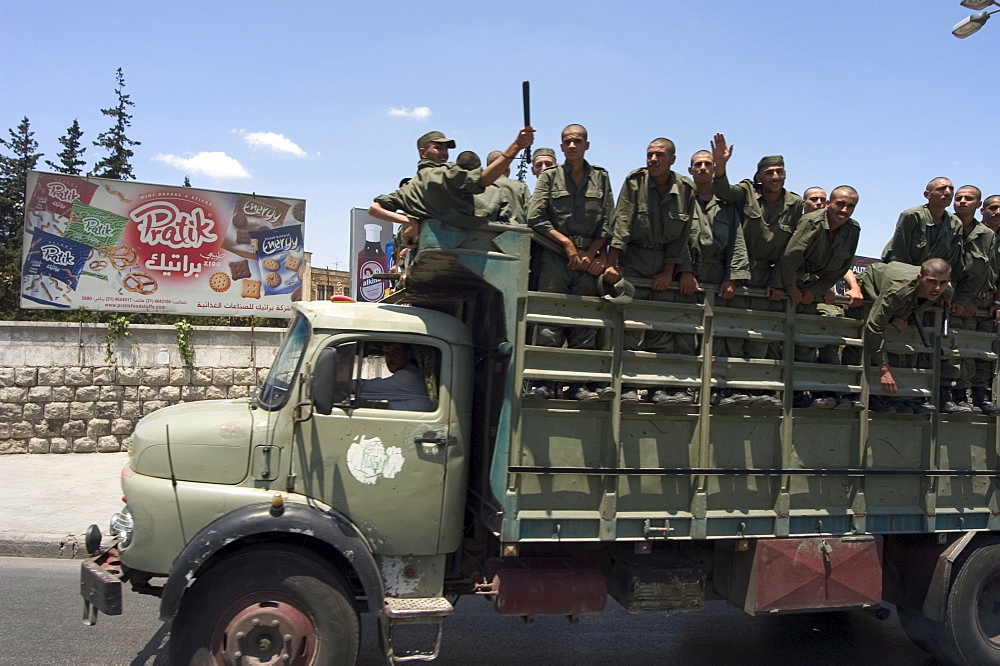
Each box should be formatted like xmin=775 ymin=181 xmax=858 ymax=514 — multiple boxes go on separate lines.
xmin=414 ymin=436 xmax=448 ymax=445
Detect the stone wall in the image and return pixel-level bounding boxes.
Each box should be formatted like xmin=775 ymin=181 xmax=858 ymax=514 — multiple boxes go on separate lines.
xmin=0 ymin=321 xmax=285 ymax=454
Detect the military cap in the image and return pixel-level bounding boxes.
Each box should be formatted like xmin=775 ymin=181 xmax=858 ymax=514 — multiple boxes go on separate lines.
xmin=756 ymin=155 xmax=784 ymax=172
xmin=532 ymin=147 xmax=556 ymax=161
xmin=417 ymin=131 xmax=456 ymax=150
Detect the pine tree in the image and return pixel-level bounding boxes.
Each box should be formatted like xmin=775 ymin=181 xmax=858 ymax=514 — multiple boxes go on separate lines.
xmin=45 ymin=119 xmax=87 ymax=175
xmin=0 ymin=116 xmax=43 ymax=318
xmin=0 ymin=117 xmax=43 ymax=242
xmin=92 ymin=68 xmax=141 ymax=180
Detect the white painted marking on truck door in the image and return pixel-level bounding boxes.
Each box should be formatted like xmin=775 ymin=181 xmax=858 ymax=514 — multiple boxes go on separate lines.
xmin=346 ymin=435 xmax=404 ymax=485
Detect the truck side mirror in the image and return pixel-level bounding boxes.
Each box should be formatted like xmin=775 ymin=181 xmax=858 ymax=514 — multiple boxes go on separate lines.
xmin=312 ymin=343 xmax=357 ymax=415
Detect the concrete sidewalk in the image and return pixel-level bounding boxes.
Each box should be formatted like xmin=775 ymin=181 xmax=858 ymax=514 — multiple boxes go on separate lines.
xmin=0 ymin=452 xmax=129 ymax=558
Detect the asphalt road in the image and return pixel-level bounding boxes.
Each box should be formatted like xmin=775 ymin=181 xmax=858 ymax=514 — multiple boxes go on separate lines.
xmin=0 ymin=557 xmax=935 ymax=665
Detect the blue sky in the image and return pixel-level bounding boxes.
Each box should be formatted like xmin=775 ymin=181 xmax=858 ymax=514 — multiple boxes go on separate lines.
xmin=2 ymin=1 xmax=994 ymax=270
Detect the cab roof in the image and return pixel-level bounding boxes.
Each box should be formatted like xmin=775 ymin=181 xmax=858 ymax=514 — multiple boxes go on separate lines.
xmin=293 ymin=300 xmax=472 ymax=346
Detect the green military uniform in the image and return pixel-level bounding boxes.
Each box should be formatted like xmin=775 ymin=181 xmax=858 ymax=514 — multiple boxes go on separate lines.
xmin=691 ymin=195 xmax=749 ymax=357
xmin=527 ymin=161 xmax=615 ymax=349
xmin=494 ymin=175 xmax=531 ymax=224
xmin=947 ymin=221 xmax=998 ymax=392
xmin=712 ymin=174 xmax=802 ymax=359
xmin=374 ymin=161 xmax=488 ymax=230
xmin=610 ymin=168 xmax=699 ymax=353
xmin=881 ymin=205 xmax=964 ymax=276
xmin=843 ymin=262 xmax=945 ymax=367
xmin=779 ymin=208 xmax=861 ymax=363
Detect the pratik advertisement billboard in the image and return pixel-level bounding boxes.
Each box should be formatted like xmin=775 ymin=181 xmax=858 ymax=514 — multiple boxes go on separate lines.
xmin=20 ymin=171 xmax=306 ymax=317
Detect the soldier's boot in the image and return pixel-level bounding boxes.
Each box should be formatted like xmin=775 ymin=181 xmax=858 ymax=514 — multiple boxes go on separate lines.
xmin=953 ymin=388 xmax=980 ymax=414
xmin=941 ymin=387 xmax=972 ymax=414
xmin=973 ymin=387 xmax=1000 ymax=415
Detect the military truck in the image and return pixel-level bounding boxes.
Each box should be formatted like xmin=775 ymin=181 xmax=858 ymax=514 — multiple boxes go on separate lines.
xmin=81 ymin=220 xmax=1000 ymax=664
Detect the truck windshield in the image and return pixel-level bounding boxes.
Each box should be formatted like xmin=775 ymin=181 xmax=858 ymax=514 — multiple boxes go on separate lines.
xmin=256 ymin=314 xmax=310 ymax=410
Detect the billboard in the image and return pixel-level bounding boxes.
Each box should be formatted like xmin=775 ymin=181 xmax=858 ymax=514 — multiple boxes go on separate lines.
xmin=349 ymin=207 xmax=395 ymax=302
xmin=20 ymin=172 xmax=305 ymax=317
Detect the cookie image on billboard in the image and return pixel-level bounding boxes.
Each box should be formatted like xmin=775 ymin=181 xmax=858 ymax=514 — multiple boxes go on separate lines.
xmin=265 ymin=272 xmax=281 ymax=287
xmin=241 ymin=279 xmax=261 ymax=299
xmin=262 ymin=257 xmax=280 ymax=271
xmin=292 ymin=201 xmax=305 ymax=222
xmin=209 ymin=272 xmax=232 ymax=293
xmin=284 ymin=255 xmax=301 ymax=271
xmin=229 ymin=259 xmax=251 ymax=280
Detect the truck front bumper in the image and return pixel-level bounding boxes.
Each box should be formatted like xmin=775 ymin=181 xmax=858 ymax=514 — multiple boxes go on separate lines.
xmin=80 ymin=542 xmax=123 ymax=625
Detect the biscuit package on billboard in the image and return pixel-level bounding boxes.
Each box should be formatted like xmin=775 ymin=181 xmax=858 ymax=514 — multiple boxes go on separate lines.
xmin=249 ymin=225 xmax=303 ymax=296
xmin=21 ymin=230 xmax=91 ymax=308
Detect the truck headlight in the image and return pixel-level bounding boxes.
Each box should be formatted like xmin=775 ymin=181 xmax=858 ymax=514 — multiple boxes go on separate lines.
xmin=109 ymin=505 xmax=134 ymax=547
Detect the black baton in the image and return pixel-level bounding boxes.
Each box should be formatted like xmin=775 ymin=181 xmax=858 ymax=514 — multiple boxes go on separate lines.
xmin=516 ymin=81 xmax=532 ymax=182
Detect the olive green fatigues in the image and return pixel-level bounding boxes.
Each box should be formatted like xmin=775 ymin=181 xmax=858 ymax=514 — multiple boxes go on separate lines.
xmin=374 ymin=159 xmax=487 ymax=229
xmin=713 ymin=175 xmax=802 ymax=359
xmin=881 ymin=204 xmax=965 ymax=370
xmin=527 ymin=161 xmax=615 ymax=349
xmin=778 ymin=209 xmax=861 ymax=363
xmin=843 ymin=262 xmax=944 ymax=368
xmin=947 ymin=221 xmax=998 ymax=389
xmin=610 ymin=168 xmax=698 ymax=353
xmin=691 ymin=195 xmax=750 ymax=357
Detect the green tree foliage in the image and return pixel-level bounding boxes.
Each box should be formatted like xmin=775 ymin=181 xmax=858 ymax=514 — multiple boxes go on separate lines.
xmin=45 ymin=119 xmax=87 ymax=175
xmin=92 ymin=68 xmax=141 ymax=180
xmin=0 ymin=117 xmax=43 ymax=318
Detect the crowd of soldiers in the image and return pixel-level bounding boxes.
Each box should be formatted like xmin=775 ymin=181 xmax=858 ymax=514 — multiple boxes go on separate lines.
xmin=368 ymin=125 xmax=1000 ymax=415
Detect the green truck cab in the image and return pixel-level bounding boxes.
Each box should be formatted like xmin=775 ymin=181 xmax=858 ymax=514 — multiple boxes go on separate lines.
xmin=82 ymin=220 xmax=1000 ymax=664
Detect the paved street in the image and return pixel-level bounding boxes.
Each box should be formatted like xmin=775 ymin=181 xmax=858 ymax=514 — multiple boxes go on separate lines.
xmin=1 ymin=556 xmax=933 ymax=665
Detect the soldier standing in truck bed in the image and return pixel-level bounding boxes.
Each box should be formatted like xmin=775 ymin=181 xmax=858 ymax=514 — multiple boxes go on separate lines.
xmin=525 ymin=124 xmax=615 ymax=402
xmin=778 ymin=186 xmax=862 ymax=409
xmin=603 ymin=138 xmax=701 ymax=405
xmin=710 ymin=132 xmax=803 ymax=408
xmin=944 ymin=186 xmax=996 ymax=413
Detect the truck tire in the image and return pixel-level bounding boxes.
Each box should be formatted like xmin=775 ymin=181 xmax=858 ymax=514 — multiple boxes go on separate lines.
xmin=943 ymin=540 xmax=1000 ymax=665
xmin=168 ymin=544 xmax=360 ymax=665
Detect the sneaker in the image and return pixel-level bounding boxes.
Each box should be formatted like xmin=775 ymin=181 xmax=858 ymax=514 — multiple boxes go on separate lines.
xmin=920 ymin=400 xmax=937 ymax=413
xmin=526 ymin=386 xmax=552 ymax=400
xmin=793 ymin=392 xmax=813 ymax=409
xmin=808 ymin=397 xmax=837 ymax=409
xmin=749 ymin=393 xmax=781 ymax=408
xmin=728 ymin=392 xmax=752 ymax=406
xmin=620 ymin=389 xmax=640 ymax=403
xmin=572 ymin=387 xmax=600 ymax=402
xmin=834 ymin=395 xmax=863 ymax=411
xmin=957 ymin=401 xmax=981 ymax=414
xmin=941 ymin=400 xmax=971 ymax=414
xmin=655 ymin=389 xmax=695 ymax=405
xmin=648 ymin=389 xmax=667 ymax=404
xmin=980 ymin=401 xmax=1000 ymax=416
xmin=869 ymin=397 xmax=892 ymax=413
xmin=596 ymin=387 xmax=617 ymax=401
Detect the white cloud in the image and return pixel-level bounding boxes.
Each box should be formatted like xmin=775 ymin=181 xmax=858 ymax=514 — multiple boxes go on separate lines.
xmin=154 ymin=152 xmax=251 ymax=179
xmin=388 ymin=106 xmax=432 ymax=121
xmin=236 ymin=130 xmax=307 ymax=157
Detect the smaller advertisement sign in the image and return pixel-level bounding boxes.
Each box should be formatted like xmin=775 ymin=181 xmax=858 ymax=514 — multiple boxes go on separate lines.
xmin=349 ymin=208 xmax=395 ymax=302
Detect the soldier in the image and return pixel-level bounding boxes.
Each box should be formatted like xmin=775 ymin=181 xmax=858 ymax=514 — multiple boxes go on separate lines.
xmin=881 ymin=178 xmax=964 ymax=381
xmin=385 ymin=131 xmax=456 ymax=259
xmin=485 ymin=149 xmax=532 ymax=224
xmin=944 ymin=186 xmax=997 ymax=413
xmin=977 ymin=195 xmax=1000 ymax=414
xmin=844 ymin=259 xmax=952 ymax=402
xmin=368 ymin=127 xmax=535 ymax=239
xmin=710 ymin=132 xmax=803 ymax=407
xmin=803 ymin=187 xmax=828 ymax=214
xmin=687 ymin=149 xmax=751 ymax=406
xmin=525 ymin=124 xmax=615 ymax=401
xmin=778 ymin=186 xmax=862 ymax=408
xmin=531 ymin=148 xmax=558 ymax=177
xmin=603 ymin=138 xmax=700 ymax=405
xmin=455 ymin=151 xmax=481 ymax=170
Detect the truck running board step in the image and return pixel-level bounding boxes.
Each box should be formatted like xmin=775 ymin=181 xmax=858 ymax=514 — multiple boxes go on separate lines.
xmin=383 ymin=596 xmax=454 ymax=622
xmin=382 ymin=597 xmax=453 ymax=662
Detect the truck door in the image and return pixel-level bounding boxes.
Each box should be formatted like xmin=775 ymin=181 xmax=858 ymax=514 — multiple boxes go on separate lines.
xmin=298 ymin=335 xmax=465 ymax=556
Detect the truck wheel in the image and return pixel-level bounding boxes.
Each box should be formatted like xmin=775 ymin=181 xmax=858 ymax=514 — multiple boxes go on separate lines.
xmin=944 ymin=541 xmax=1000 ymax=665
xmin=168 ymin=544 xmax=360 ymax=666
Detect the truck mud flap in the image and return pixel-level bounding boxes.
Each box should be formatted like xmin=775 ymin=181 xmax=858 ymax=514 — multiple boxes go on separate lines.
xmin=80 ymin=544 xmax=123 ymax=624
